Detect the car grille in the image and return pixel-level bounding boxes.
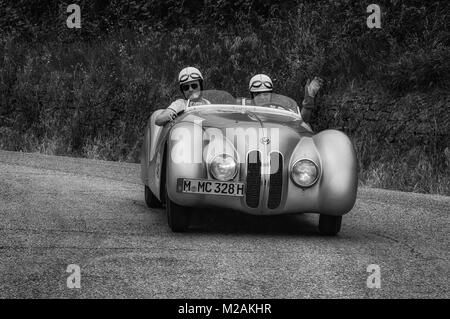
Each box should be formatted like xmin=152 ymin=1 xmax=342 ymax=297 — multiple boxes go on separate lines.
xmin=268 ymin=152 xmax=283 ymax=209
xmin=245 ymin=150 xmax=261 ymax=208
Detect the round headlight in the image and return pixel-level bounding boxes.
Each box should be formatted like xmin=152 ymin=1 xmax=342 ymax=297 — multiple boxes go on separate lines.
xmin=210 ymin=154 xmax=238 ymax=181
xmin=291 ymin=159 xmax=319 ymax=187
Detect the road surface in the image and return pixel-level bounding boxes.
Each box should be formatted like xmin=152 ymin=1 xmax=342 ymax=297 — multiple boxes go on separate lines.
xmin=0 ymin=150 xmax=448 ymax=298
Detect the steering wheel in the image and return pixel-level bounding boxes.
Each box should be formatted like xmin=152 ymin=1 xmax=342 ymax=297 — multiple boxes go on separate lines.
xmin=261 ymin=102 xmax=291 ymax=112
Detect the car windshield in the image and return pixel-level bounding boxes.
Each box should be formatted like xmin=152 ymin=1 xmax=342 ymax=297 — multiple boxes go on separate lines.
xmin=250 ymin=92 xmax=299 ymax=114
xmin=200 ymin=90 xmax=236 ymax=105
xmin=193 ymin=90 xmax=300 ymax=114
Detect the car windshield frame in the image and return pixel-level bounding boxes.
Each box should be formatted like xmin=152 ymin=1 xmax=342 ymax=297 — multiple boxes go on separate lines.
xmin=250 ymin=92 xmax=300 ymax=114
xmin=189 ymin=90 xmax=300 ymax=115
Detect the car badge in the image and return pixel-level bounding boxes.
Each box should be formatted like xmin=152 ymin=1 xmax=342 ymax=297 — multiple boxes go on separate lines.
xmin=260 ymin=137 xmax=271 ymax=145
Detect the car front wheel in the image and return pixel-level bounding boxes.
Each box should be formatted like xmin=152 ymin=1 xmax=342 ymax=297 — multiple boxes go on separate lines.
xmin=319 ymin=215 xmax=342 ymax=236
xmin=165 ymin=190 xmax=191 ymax=232
xmin=145 ymin=185 xmax=162 ymax=208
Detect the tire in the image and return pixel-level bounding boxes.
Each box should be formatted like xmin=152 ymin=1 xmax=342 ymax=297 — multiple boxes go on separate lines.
xmin=319 ymin=215 xmax=342 ymax=236
xmin=165 ymin=189 xmax=191 ymax=232
xmin=145 ymin=185 xmax=162 ymax=208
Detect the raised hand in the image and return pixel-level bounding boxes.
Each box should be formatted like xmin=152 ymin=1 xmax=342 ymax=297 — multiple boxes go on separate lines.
xmin=305 ymin=77 xmax=324 ymax=98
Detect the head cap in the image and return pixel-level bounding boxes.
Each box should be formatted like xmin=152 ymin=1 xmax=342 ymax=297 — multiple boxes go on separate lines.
xmin=249 ymin=74 xmax=273 ymax=93
xmin=178 ymin=67 xmax=204 ymax=84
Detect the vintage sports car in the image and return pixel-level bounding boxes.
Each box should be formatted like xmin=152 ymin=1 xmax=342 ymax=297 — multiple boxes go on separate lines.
xmin=141 ymin=90 xmax=357 ymax=235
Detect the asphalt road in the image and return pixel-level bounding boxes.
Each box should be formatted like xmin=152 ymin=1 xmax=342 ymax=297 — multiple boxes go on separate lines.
xmin=0 ymin=150 xmax=448 ymax=298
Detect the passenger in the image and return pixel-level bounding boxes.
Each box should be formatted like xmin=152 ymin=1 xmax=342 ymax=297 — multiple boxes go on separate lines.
xmin=247 ymin=74 xmax=324 ymax=123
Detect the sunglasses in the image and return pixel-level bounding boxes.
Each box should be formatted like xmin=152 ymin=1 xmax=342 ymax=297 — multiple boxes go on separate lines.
xmin=181 ymin=83 xmax=199 ymax=91
xmin=179 ymin=72 xmax=202 ymax=83
xmin=250 ymin=80 xmax=273 ymax=89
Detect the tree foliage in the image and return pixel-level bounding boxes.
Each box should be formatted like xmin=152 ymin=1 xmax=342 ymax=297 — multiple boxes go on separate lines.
xmin=0 ymin=0 xmax=449 ymax=194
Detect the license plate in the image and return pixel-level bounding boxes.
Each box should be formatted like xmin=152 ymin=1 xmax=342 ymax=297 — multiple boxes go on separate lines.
xmin=176 ymin=178 xmax=245 ymax=196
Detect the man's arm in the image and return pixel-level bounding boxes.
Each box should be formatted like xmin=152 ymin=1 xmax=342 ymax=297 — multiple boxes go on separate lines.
xmin=154 ymin=99 xmax=186 ymax=126
xmin=155 ymin=108 xmax=177 ymax=126
xmin=301 ymin=77 xmax=323 ymax=123
xmin=301 ymin=95 xmax=315 ymax=123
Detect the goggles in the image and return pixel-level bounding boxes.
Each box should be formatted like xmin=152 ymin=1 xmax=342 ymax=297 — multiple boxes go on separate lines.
xmin=250 ymin=80 xmax=273 ymax=90
xmin=181 ymin=83 xmax=199 ymax=91
xmin=179 ymin=72 xmax=202 ymax=84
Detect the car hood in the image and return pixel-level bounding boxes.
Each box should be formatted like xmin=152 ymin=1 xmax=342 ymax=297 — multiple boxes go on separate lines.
xmin=179 ymin=108 xmax=311 ymax=132
xmin=177 ymin=108 xmax=313 ymax=157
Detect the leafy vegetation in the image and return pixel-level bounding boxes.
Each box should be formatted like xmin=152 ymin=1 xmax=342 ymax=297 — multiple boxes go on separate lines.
xmin=0 ymin=0 xmax=449 ymax=194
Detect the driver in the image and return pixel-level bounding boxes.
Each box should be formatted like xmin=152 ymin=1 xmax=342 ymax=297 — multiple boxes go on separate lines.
xmin=247 ymin=74 xmax=324 ymax=123
xmin=155 ymin=66 xmax=210 ymax=126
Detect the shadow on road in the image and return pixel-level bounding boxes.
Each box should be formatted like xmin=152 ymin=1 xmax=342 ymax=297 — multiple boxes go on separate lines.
xmin=183 ymin=208 xmax=320 ymax=236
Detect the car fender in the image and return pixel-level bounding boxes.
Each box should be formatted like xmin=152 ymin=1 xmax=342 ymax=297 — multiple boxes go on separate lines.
xmin=313 ymin=129 xmax=358 ymax=216
xmin=166 ymin=121 xmax=206 ymax=205
xmin=141 ymin=109 xmax=165 ymax=198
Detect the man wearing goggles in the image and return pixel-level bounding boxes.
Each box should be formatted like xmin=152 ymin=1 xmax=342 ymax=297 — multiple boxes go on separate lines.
xmin=247 ymin=74 xmax=324 ymax=123
xmin=155 ymin=66 xmax=210 ymax=126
